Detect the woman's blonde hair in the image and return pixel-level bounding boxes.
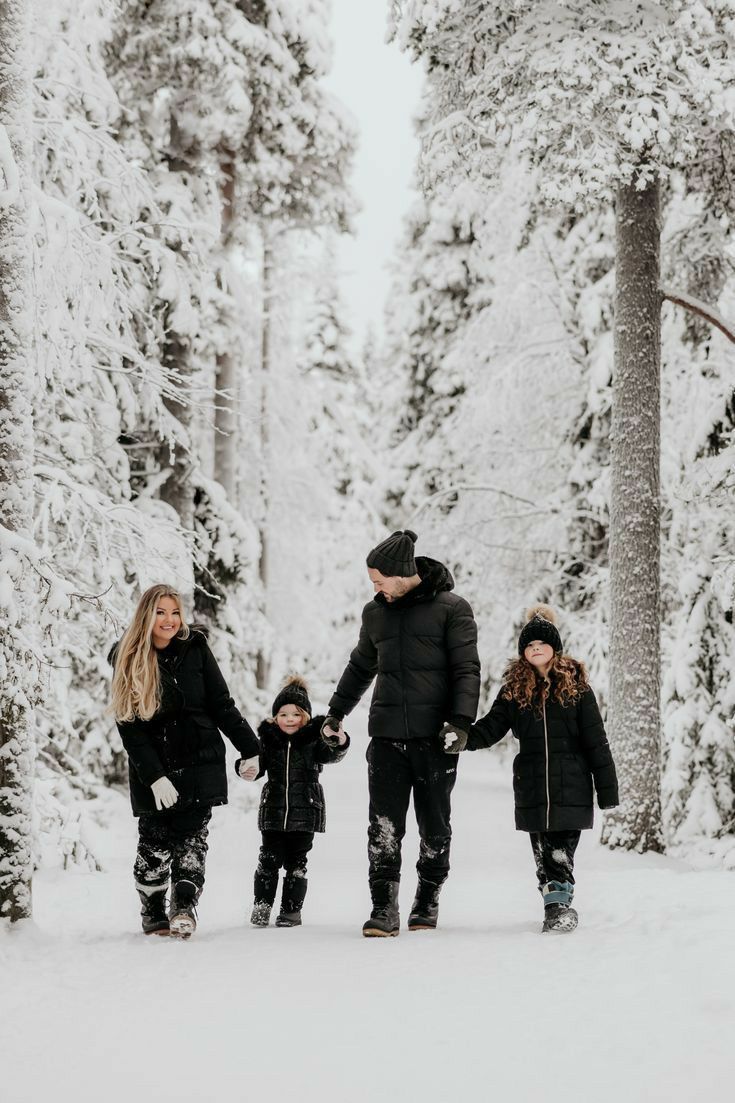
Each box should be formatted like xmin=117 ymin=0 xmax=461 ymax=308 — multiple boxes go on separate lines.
xmin=111 ymin=584 xmax=190 ymax=722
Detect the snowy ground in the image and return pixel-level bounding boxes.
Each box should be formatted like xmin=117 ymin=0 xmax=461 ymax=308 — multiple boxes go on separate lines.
xmin=3 ymin=712 xmax=735 ymax=1103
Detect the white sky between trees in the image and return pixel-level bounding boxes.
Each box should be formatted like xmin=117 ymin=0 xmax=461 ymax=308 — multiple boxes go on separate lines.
xmin=326 ymin=0 xmax=424 ymax=348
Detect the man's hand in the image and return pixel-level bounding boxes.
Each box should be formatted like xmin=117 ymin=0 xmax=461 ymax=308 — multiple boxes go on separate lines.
xmin=238 ymin=756 xmax=259 ymax=781
xmin=151 ymin=776 xmax=179 ymax=810
xmin=440 ymin=723 xmax=468 ymax=754
xmin=321 ymin=715 xmax=344 ymax=748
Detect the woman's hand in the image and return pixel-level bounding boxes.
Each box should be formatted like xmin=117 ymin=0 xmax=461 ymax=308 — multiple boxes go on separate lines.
xmin=238 ymin=756 xmax=259 ymax=781
xmin=151 ymin=776 xmax=179 ymax=810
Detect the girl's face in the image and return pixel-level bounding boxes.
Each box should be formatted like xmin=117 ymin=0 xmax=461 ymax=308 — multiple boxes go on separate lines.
xmin=151 ymin=596 xmax=182 ymax=649
xmin=524 ymin=640 xmax=554 ymax=672
xmin=275 ymin=704 xmax=308 ymax=734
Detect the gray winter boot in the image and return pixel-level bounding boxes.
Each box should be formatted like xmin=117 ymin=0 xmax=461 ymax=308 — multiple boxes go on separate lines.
xmin=169 ymin=879 xmax=198 ymax=939
xmin=408 ymin=878 xmax=441 ymax=931
xmin=541 ymin=880 xmax=578 ymax=933
xmin=363 ymin=880 xmax=400 ymax=937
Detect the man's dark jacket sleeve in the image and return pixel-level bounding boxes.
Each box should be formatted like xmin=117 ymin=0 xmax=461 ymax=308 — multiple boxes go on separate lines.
xmin=447 ymin=596 xmax=481 ymax=729
xmin=328 ymin=608 xmax=378 ymax=720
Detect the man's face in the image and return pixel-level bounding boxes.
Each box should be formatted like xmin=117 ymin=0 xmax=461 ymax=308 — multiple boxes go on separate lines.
xmin=367 ymin=568 xmax=413 ymax=602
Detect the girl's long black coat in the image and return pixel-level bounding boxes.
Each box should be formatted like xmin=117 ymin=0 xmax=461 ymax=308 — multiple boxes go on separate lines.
xmin=112 ymin=631 xmax=259 ymax=816
xmin=467 ymin=683 xmax=619 ymax=832
xmin=243 ymin=716 xmax=349 ymax=833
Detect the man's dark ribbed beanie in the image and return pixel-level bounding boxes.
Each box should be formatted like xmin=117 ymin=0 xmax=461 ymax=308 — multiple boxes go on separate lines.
xmin=272 ymin=676 xmax=312 ymax=718
xmin=366 ymin=529 xmax=418 ymax=578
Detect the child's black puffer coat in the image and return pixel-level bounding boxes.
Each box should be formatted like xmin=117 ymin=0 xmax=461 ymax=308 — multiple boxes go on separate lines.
xmin=467 ymin=676 xmax=618 ymax=832
xmin=238 ymin=715 xmax=349 ymax=833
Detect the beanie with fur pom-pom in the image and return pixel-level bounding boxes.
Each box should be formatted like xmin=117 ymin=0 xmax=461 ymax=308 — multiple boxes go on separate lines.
xmin=518 ymin=604 xmax=563 ymax=656
xmin=272 ymin=675 xmax=312 ymax=718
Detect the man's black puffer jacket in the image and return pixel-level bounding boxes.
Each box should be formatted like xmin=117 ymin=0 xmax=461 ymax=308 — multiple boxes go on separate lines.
xmin=467 ymin=672 xmax=619 ymax=832
xmin=111 ymin=630 xmax=259 ymax=816
xmin=328 ymin=557 xmax=481 ymax=740
xmin=240 ymin=716 xmax=350 ymax=833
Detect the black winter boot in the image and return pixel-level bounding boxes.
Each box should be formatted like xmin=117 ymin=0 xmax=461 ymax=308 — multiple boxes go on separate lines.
xmin=363 ymin=880 xmax=400 ymax=937
xmin=276 ymin=873 xmax=307 ymax=928
xmin=252 ymin=867 xmax=279 ymax=927
xmin=408 ymin=878 xmax=441 ymax=931
xmin=169 ymin=879 xmax=198 ymax=939
xmin=137 ymin=887 xmax=169 ymax=936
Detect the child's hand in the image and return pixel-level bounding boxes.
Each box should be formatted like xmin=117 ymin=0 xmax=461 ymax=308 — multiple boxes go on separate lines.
xmin=238 ymin=756 xmax=259 ymax=781
xmin=334 ymin=730 xmax=347 ymax=746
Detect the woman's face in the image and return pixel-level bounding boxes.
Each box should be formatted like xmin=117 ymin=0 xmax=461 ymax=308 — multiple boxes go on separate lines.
xmin=524 ymin=640 xmax=554 ymax=671
xmin=275 ymin=704 xmax=307 ymax=734
xmin=151 ymin=596 xmax=182 ymax=649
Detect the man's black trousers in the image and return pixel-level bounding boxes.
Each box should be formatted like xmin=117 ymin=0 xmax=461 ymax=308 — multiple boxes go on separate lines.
xmin=366 ymin=737 xmax=457 ymax=887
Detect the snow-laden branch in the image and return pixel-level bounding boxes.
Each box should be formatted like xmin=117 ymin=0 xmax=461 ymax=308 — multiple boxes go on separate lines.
xmin=661 ymin=286 xmax=735 ymax=345
xmin=0 ymin=123 xmax=20 ymax=211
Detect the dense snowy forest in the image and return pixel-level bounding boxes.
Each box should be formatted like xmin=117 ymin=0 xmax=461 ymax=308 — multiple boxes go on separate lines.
xmin=1 ymin=0 xmax=734 ymax=929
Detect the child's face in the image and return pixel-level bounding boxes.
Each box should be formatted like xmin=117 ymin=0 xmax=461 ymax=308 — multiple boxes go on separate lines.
xmin=524 ymin=640 xmax=554 ymax=669
xmin=275 ymin=704 xmax=308 ymax=734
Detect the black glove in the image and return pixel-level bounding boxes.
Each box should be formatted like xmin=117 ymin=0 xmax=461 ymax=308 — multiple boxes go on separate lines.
xmin=440 ymin=722 xmax=468 ymax=754
xmin=321 ymin=714 xmax=343 ymax=748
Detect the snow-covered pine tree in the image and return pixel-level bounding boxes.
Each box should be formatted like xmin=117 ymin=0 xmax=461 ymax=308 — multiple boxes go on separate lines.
xmin=0 ymin=0 xmax=35 ymax=922
xmin=391 ymin=0 xmax=735 ymax=852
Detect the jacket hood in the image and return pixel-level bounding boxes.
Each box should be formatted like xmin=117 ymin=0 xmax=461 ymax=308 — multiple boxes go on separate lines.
xmin=375 ymin=556 xmax=454 ymax=608
xmin=258 ymin=715 xmax=326 ymax=742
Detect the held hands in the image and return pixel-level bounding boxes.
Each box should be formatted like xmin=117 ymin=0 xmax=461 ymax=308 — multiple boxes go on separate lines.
xmin=238 ymin=756 xmax=259 ymax=781
xmin=321 ymin=715 xmax=346 ymax=748
xmin=151 ymin=776 xmax=179 ymax=810
xmin=440 ymin=723 xmax=468 ymax=754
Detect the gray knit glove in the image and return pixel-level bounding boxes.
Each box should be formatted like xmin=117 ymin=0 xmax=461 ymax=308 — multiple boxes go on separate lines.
xmin=440 ymin=723 xmax=468 ymax=754
xmin=321 ymin=714 xmax=344 ymax=748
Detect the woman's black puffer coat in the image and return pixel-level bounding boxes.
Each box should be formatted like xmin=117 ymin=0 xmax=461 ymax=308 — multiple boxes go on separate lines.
xmin=111 ymin=630 xmax=259 ymax=816
xmin=242 ymin=716 xmax=349 ymax=833
xmin=329 ymin=557 xmax=480 ymax=740
xmin=467 ymin=676 xmax=619 ymax=832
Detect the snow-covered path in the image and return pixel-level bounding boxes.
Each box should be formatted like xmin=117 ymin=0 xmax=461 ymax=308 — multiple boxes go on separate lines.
xmin=3 ymin=714 xmax=734 ymax=1103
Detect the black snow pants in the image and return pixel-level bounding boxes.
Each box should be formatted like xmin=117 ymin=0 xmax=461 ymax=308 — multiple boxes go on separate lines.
xmin=529 ymin=830 xmax=581 ymax=892
xmin=366 ymin=737 xmax=457 ymax=887
xmin=134 ymin=807 xmax=212 ymax=903
xmin=254 ymin=830 xmax=314 ymax=911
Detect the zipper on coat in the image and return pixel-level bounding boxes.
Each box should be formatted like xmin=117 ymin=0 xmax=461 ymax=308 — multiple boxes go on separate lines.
xmin=399 ymin=612 xmax=409 ymax=739
xmin=283 ymin=740 xmax=291 ymax=830
xmin=542 ymin=697 xmax=550 ymax=830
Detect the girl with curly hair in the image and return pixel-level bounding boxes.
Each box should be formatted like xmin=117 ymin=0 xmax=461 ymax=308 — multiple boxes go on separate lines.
xmin=444 ymin=604 xmax=618 ymax=933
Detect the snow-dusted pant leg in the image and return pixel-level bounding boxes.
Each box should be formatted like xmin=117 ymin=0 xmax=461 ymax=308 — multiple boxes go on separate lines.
xmin=409 ymin=738 xmax=457 ymax=886
xmin=366 ymin=739 xmax=413 ymax=885
xmin=134 ymin=808 xmax=212 ymax=903
xmin=255 ymin=830 xmax=314 ymax=906
xmin=529 ymin=830 xmax=581 ymax=891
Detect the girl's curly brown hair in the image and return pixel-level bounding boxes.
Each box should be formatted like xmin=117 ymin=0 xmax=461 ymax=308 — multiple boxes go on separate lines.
xmin=501 ymin=655 xmax=589 ymax=712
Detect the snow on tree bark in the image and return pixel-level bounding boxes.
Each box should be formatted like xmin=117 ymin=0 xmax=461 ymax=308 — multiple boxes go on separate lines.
xmin=602 ymin=180 xmax=664 ymax=853
xmin=0 ymin=0 xmax=35 ymax=922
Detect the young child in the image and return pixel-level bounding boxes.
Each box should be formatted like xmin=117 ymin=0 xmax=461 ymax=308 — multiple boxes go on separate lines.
xmin=444 ymin=605 xmax=619 ymax=933
xmin=237 ymin=676 xmax=349 ymax=928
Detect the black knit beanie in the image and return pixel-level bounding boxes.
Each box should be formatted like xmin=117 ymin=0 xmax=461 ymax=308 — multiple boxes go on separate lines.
xmin=518 ymin=605 xmax=563 ymax=656
xmin=272 ymin=676 xmax=312 ymax=718
xmin=366 ymin=529 xmax=418 ymax=577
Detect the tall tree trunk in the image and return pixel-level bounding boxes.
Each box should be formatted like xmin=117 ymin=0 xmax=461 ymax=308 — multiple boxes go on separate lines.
xmin=214 ymin=156 xmax=238 ymax=500
xmin=256 ymin=229 xmax=273 ymax=690
xmin=601 ymin=180 xmax=664 ymax=853
xmin=0 ymin=0 xmax=35 ymax=922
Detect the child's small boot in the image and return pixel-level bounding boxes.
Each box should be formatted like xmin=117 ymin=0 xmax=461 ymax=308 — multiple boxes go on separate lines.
xmin=541 ymin=880 xmax=578 ymax=933
xmin=169 ymin=879 xmax=198 ymax=939
xmin=362 ymin=880 xmax=400 ymax=937
xmin=137 ymin=885 xmax=169 ymax=936
xmin=252 ymin=867 xmax=278 ymax=926
xmin=275 ymin=872 xmax=307 ymax=927
xmin=408 ymin=878 xmax=441 ymax=931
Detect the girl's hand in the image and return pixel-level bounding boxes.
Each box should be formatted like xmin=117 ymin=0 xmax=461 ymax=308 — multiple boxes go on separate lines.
xmin=335 ymin=730 xmax=347 ymax=746
xmin=238 ymin=756 xmax=259 ymax=781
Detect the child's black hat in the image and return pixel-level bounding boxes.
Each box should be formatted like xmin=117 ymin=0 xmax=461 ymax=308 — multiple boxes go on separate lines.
xmin=272 ymin=675 xmax=312 ymax=717
xmin=518 ymin=604 xmax=563 ymax=656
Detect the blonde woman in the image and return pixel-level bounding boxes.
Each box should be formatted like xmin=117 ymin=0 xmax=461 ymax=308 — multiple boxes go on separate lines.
xmin=110 ymin=584 xmax=259 ymax=938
